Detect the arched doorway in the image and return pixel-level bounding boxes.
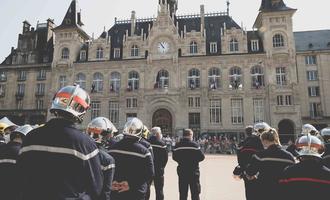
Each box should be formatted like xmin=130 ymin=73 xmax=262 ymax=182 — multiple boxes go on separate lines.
xmin=278 ymin=119 xmax=295 ymax=144
xmin=152 ymin=109 xmax=173 ymax=136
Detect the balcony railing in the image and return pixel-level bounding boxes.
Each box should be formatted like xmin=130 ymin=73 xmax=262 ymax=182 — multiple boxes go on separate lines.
xmin=15 ymin=92 xmax=25 ymax=100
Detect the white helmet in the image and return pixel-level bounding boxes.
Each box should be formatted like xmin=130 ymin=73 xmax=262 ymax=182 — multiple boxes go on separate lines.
xmin=301 ymin=124 xmax=317 ymax=135
xmin=13 ymin=125 xmax=34 ymax=136
xmin=296 ymin=134 xmax=325 ymax=158
xmin=86 ymin=117 xmax=117 ymax=142
xmin=123 ymin=118 xmax=144 ymax=137
xmin=321 ymin=128 xmax=330 ymax=143
xmin=254 ymin=122 xmax=271 ymax=135
xmin=50 ymin=85 xmax=90 ymax=123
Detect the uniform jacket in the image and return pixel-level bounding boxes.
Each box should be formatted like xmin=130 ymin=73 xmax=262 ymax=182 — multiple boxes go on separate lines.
xmin=139 ymin=137 xmax=154 ymax=158
xmin=323 ymin=143 xmax=330 ymax=169
xmin=237 ymin=135 xmax=264 ymax=171
xmin=98 ymin=145 xmax=115 ymax=200
xmin=149 ymin=136 xmax=168 ymax=176
xmin=18 ymin=118 xmax=103 ymax=200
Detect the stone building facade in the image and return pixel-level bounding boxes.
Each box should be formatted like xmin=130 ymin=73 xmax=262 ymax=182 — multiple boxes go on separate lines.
xmin=1 ymin=0 xmax=329 ymax=142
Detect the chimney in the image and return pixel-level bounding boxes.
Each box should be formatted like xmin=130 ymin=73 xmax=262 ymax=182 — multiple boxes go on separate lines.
xmin=77 ymin=11 xmax=84 ymax=26
xmin=130 ymin=11 xmax=136 ymax=36
xmin=200 ymin=5 xmax=205 ymax=31
xmin=23 ymin=20 xmax=31 ymax=34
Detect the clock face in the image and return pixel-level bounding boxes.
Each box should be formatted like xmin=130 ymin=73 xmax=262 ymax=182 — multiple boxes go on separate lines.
xmin=157 ymin=41 xmax=170 ymax=54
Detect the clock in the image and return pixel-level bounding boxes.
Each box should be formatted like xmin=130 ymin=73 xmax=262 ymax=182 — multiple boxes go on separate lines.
xmin=157 ymin=41 xmax=170 ymax=54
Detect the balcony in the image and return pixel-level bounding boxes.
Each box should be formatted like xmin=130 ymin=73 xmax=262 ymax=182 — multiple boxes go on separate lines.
xmin=15 ymin=92 xmax=25 ymax=100
xmin=17 ymin=77 xmax=26 ymax=82
xmin=36 ymin=76 xmax=46 ymax=81
xmin=35 ymin=91 xmax=45 ymax=97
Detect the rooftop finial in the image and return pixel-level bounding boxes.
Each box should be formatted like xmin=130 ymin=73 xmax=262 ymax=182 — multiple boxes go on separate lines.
xmin=226 ymin=0 xmax=230 ymax=15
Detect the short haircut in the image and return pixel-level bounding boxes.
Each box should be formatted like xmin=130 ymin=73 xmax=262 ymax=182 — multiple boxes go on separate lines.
xmin=245 ymin=126 xmax=253 ymax=136
xmin=183 ymin=129 xmax=193 ymax=137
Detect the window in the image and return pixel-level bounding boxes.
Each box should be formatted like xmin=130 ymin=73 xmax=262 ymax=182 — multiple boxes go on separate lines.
xmin=131 ymin=45 xmax=139 ymax=57
xmin=195 ymin=97 xmax=200 ymax=108
xmin=91 ymin=101 xmax=101 ymax=120
xmin=251 ymin=66 xmax=264 ymax=88
xmin=253 ymin=99 xmax=264 ymax=123
xmin=229 ymin=67 xmax=242 ymax=89
xmin=210 ymin=100 xmax=222 ymax=124
xmin=126 ymin=98 xmax=138 ymax=108
xmin=36 ymin=99 xmax=44 ymax=110
xmin=37 ymin=69 xmax=46 ymax=80
xmin=307 ymin=71 xmax=318 ymax=81
xmin=0 ymin=71 xmax=7 ymax=82
xmin=114 ymin=48 xmax=121 ymax=58
xmin=276 ymin=67 xmax=287 ymax=86
xmin=305 ymin=55 xmax=317 ymax=65
xmin=189 ymin=113 xmax=201 ymax=136
xmin=18 ymin=70 xmax=27 ymax=81
xmin=208 ymin=67 xmax=221 ymax=90
xmin=273 ymin=34 xmax=284 ymax=48
xmin=285 ymin=95 xmax=292 ymax=105
xmin=80 ymin=50 xmax=87 ymax=61
xmin=36 ymin=83 xmax=45 ymax=95
xmin=0 ymin=84 xmax=5 ymax=97
xmin=229 ymin=39 xmax=239 ymax=52
xmin=190 ymin=41 xmax=198 ymax=54
xmin=109 ymin=101 xmax=119 ymax=125
xmin=110 ymin=72 xmax=121 ymax=92
xmin=155 ymin=70 xmax=169 ymax=89
xmin=92 ymin=73 xmax=104 ymax=92
xmin=310 ymin=103 xmax=322 ymax=118
xmin=277 ymin=96 xmax=284 ymax=106
xmin=231 ymin=99 xmax=243 ymax=124
xmin=128 ymin=71 xmax=139 ymax=91
xmin=277 ymin=95 xmax=293 ymax=106
xmin=188 ymin=97 xmax=200 ymax=108
xmin=308 ymin=87 xmax=320 ymax=97
xmin=59 ymin=75 xmax=67 ymax=89
xmin=61 ymin=48 xmax=70 ymax=59
xmin=210 ymin=42 xmax=217 ymax=53
xmin=75 ymin=73 xmax=86 ymax=89
xmin=187 ymin=68 xmax=200 ymax=89
xmin=251 ymin=40 xmax=259 ymax=51
xmin=17 ymin=83 xmax=25 ymax=95
xmin=96 ymin=47 xmax=104 ymax=59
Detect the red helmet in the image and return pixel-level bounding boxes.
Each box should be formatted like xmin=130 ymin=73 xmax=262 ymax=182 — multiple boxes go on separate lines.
xmin=87 ymin=117 xmax=117 ymax=143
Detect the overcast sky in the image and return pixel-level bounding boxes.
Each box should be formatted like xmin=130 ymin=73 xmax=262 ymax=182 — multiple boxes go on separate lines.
xmin=0 ymin=0 xmax=329 ymax=61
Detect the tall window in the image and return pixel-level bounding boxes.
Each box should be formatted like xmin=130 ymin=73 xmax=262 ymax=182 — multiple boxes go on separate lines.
xmin=229 ymin=67 xmax=242 ymax=89
xmin=307 ymin=71 xmax=318 ymax=81
xmin=276 ymin=67 xmax=287 ymax=86
xmin=37 ymin=69 xmax=46 ymax=80
xmin=110 ymin=72 xmax=121 ymax=92
xmin=210 ymin=42 xmax=217 ymax=53
xmin=253 ymin=99 xmax=264 ymax=123
xmin=285 ymin=95 xmax=292 ymax=105
xmin=308 ymin=87 xmax=320 ymax=97
xmin=96 ymin=47 xmax=104 ymax=59
xmin=75 ymin=73 xmax=86 ymax=89
xmin=251 ymin=40 xmax=259 ymax=51
xmin=91 ymin=101 xmax=101 ymax=120
xmin=18 ymin=70 xmax=27 ymax=81
xmin=131 ymin=45 xmax=139 ymax=57
xmin=251 ymin=65 xmax=264 ymax=88
xmin=187 ymin=68 xmax=200 ymax=89
xmin=0 ymin=84 xmax=5 ymax=97
xmin=277 ymin=96 xmax=284 ymax=106
xmin=305 ymin=55 xmax=317 ymax=65
xmin=210 ymin=100 xmax=222 ymax=124
xmin=109 ymin=101 xmax=119 ymax=125
xmin=36 ymin=83 xmax=45 ymax=95
xmin=190 ymin=41 xmax=198 ymax=54
xmin=273 ymin=34 xmax=284 ymax=48
xmin=128 ymin=71 xmax=139 ymax=91
xmin=310 ymin=103 xmax=322 ymax=118
xmin=17 ymin=83 xmax=25 ymax=95
xmin=208 ymin=67 xmax=221 ymax=90
xmin=92 ymin=73 xmax=104 ymax=92
xmin=0 ymin=71 xmax=7 ymax=82
xmin=80 ymin=50 xmax=87 ymax=61
xmin=59 ymin=75 xmax=67 ymax=89
xmin=114 ymin=48 xmax=121 ymax=58
xmin=231 ymin=99 xmax=243 ymax=124
xmin=61 ymin=48 xmax=70 ymax=59
xmin=156 ymin=70 xmax=169 ymax=89
xmin=229 ymin=39 xmax=239 ymax=52
xmin=36 ymin=99 xmax=44 ymax=110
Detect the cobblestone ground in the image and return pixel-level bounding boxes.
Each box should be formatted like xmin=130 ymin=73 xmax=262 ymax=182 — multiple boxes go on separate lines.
xmin=150 ymin=155 xmax=245 ymax=200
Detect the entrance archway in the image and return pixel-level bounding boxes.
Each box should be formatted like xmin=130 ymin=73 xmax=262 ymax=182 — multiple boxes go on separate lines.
xmin=152 ymin=109 xmax=173 ymax=136
xmin=278 ymin=119 xmax=295 ymax=144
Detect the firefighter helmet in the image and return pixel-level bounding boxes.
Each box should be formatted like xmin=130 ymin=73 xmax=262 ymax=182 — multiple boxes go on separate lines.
xmin=0 ymin=122 xmax=9 ymax=134
xmin=123 ymin=118 xmax=144 ymax=137
xmin=86 ymin=117 xmax=117 ymax=142
xmin=301 ymin=124 xmax=317 ymax=135
xmin=296 ymin=134 xmax=325 ymax=158
xmin=254 ymin=122 xmax=271 ymax=135
xmin=141 ymin=125 xmax=150 ymax=139
xmin=321 ymin=128 xmax=330 ymax=143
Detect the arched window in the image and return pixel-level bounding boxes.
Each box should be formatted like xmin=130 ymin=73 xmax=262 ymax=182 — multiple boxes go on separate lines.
xmin=131 ymin=45 xmax=139 ymax=57
xmin=273 ymin=34 xmax=285 ymax=48
xmin=229 ymin=39 xmax=239 ymax=52
xmin=190 ymin=41 xmax=198 ymax=54
xmin=229 ymin=67 xmax=242 ymax=89
xmin=187 ymin=68 xmax=200 ymax=89
xmin=155 ymin=70 xmax=169 ymax=89
xmin=92 ymin=72 xmax=104 ymax=92
xmin=96 ymin=47 xmax=104 ymax=59
xmin=75 ymin=73 xmax=86 ymax=89
xmin=110 ymin=72 xmax=121 ymax=92
xmin=61 ymin=48 xmax=70 ymax=59
xmin=208 ymin=67 xmax=221 ymax=90
xmin=251 ymin=66 xmax=264 ymax=88
xmin=128 ymin=71 xmax=139 ymax=91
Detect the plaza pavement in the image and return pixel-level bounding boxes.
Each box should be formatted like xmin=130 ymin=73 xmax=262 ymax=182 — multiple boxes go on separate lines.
xmin=150 ymin=155 xmax=245 ymax=200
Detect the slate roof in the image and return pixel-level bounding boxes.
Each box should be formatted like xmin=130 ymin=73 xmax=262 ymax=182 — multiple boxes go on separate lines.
xmin=294 ymin=30 xmax=330 ymax=52
xmin=259 ymin=0 xmax=295 ymax=12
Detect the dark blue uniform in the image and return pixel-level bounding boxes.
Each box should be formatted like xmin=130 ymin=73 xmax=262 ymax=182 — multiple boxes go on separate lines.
xmin=246 ymin=144 xmax=295 ymax=200
xmin=150 ymin=136 xmax=168 ymax=200
xmin=98 ymin=145 xmax=115 ymax=200
xmin=323 ymin=143 xmax=330 ymax=168
xmin=109 ymin=136 xmax=154 ymax=200
xmin=173 ymin=138 xmax=205 ymax=200
xmin=279 ymin=158 xmax=330 ymax=200
xmin=0 ymin=136 xmax=5 ymax=147
xmin=0 ymin=141 xmax=21 ymax=200
xmin=139 ymin=137 xmax=154 ymax=200
xmin=18 ymin=118 xmax=103 ymax=200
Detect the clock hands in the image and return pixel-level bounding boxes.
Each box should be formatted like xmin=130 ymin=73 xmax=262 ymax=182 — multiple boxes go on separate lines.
xmin=160 ymin=42 xmax=165 ymax=49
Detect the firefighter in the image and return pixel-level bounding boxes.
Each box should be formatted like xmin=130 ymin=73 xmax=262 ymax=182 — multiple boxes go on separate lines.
xmin=233 ymin=125 xmax=264 ymax=200
xmin=108 ymin=118 xmax=154 ymax=200
xmin=321 ymin=128 xmax=330 ymax=168
xmin=279 ymin=134 xmax=330 ymax=200
xmin=245 ymin=128 xmax=295 ymax=200
xmin=0 ymin=125 xmax=33 ymax=200
xmin=18 ymin=85 xmax=103 ymax=200
xmin=0 ymin=122 xmax=9 ymax=146
xmin=149 ymin=127 xmax=168 ymax=200
xmin=173 ymin=129 xmax=205 ymax=200
xmin=87 ymin=117 xmax=116 ymax=200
